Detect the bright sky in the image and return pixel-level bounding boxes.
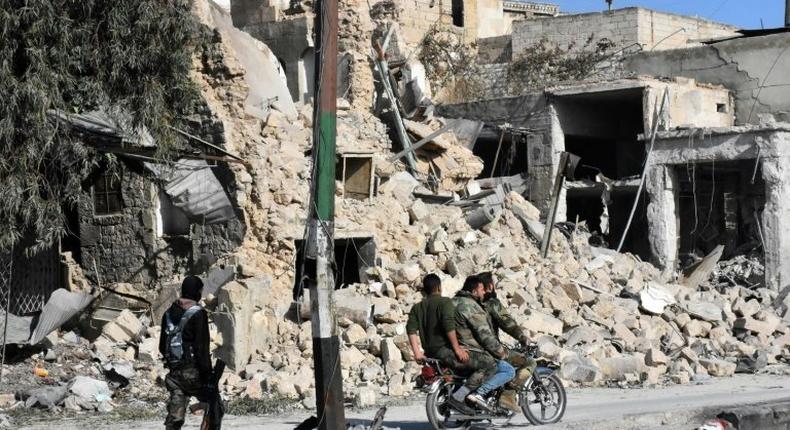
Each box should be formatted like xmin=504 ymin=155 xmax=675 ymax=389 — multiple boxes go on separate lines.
xmin=551 ymin=1 xmax=785 ymax=29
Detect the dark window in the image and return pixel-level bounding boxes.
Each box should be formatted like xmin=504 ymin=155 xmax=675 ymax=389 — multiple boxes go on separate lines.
xmin=93 ymin=172 xmax=123 ymax=215
xmin=452 ymin=0 xmax=464 ymax=26
xmin=158 ymin=191 xmax=190 ymax=236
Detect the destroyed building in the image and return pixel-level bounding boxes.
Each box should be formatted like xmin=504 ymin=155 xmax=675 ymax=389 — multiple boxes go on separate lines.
xmin=4 ymin=0 xmax=790 ymax=423
xmin=439 ymin=9 xmax=790 ymax=292
xmin=1 ymin=109 xmax=245 ymax=316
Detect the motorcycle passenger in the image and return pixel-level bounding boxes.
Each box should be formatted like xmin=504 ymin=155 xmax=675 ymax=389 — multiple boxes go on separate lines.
xmin=477 ymin=271 xmax=538 ymax=412
xmin=453 ymin=275 xmax=516 ymax=411
xmin=406 ymin=274 xmax=478 ymax=413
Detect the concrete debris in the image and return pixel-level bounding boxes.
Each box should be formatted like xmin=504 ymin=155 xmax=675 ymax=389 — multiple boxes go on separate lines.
xmin=7 ymin=0 xmax=790 ymax=419
xmin=639 ymin=282 xmax=676 ymax=314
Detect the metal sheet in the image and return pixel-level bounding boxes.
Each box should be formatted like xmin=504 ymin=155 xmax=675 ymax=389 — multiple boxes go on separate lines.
xmin=146 ymin=159 xmax=236 ymax=224
xmin=28 ymin=289 xmax=94 ymax=345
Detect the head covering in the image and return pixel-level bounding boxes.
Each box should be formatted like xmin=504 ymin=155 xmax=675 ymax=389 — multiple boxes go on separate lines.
xmin=181 ymin=275 xmax=204 ymax=301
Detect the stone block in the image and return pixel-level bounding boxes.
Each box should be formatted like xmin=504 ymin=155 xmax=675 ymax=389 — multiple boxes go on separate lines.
xmin=670 ymin=371 xmax=691 ymax=384
xmin=341 ymin=346 xmax=367 ymax=370
xmin=409 ymin=200 xmax=430 ymax=222
xmin=641 ymin=367 xmax=662 ymax=385
xmin=390 ymin=262 xmax=421 ymax=285
xmin=499 ymin=247 xmax=521 ymax=269
xmin=101 ymin=309 xmax=144 ymax=343
xmin=505 ymin=191 xmax=541 ymax=222
xmin=354 ymin=386 xmax=378 ymax=408
xmin=645 ymin=348 xmax=669 ymax=367
xmin=699 ymin=358 xmax=736 ymax=377
xmin=523 ymin=311 xmax=564 ymax=336
xmin=343 ymin=324 xmax=368 ymax=345
xmin=215 ymin=277 xmax=273 ymax=371
xmin=560 ymin=356 xmax=599 ymax=383
xmin=393 ymin=334 xmax=414 ymax=361
xmin=681 ymin=300 xmax=723 ymax=322
xmin=734 ymin=317 xmax=775 ymax=336
xmin=380 ymin=338 xmax=402 ymax=365
xmin=611 ymin=323 xmax=637 ymax=344
xmin=683 ymin=320 xmax=712 ymax=338
xmin=599 ymin=355 xmax=645 ymax=381
xmin=732 ymin=298 xmax=761 ymax=317
xmin=680 ymin=347 xmax=699 ymax=363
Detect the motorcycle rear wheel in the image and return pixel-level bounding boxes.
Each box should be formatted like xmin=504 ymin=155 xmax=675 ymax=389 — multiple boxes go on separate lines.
xmin=520 ymin=373 xmax=566 ymax=425
xmin=425 ymin=381 xmax=472 ymax=430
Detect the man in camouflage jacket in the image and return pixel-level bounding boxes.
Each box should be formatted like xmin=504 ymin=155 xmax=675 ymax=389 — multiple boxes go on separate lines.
xmin=477 ymin=271 xmax=538 ymax=411
xmin=452 ymin=275 xmax=516 ymax=410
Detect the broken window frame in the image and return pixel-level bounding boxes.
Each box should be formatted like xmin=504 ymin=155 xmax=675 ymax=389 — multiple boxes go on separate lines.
xmin=92 ymin=171 xmax=124 ymax=216
xmin=337 ymin=152 xmax=375 ymax=201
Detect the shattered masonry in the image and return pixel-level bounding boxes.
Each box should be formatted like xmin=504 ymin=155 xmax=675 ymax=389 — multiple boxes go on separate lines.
xmin=4 ymin=0 xmax=790 ymax=419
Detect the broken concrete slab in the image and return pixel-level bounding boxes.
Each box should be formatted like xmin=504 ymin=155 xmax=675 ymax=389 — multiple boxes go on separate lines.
xmin=640 ymin=282 xmax=677 ymax=314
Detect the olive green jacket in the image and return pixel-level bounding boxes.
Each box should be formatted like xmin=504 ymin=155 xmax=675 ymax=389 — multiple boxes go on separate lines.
xmin=483 ymin=296 xmax=528 ymax=343
xmin=453 ymin=291 xmax=506 ymax=359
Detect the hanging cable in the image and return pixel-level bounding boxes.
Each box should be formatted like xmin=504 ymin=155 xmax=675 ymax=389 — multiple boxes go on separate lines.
xmin=616 ymin=88 xmax=668 ymax=252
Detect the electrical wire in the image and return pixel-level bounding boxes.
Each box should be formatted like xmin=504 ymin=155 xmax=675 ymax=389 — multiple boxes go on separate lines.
xmin=746 ymin=43 xmax=790 ymax=123
xmin=687 ymin=130 xmax=700 ymax=238
xmin=699 ymin=156 xmax=716 ymax=239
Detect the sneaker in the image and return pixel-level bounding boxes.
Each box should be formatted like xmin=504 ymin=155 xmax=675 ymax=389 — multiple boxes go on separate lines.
xmin=446 ymin=397 xmax=475 ymax=415
xmin=499 ymin=389 xmax=521 ymax=413
xmin=466 ymin=393 xmax=493 ymax=411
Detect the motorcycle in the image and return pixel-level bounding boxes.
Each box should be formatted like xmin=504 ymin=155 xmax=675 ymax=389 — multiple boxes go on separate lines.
xmin=416 ymin=343 xmax=566 ymax=429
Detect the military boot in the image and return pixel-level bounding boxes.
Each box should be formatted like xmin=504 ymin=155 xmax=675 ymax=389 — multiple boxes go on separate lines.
xmin=499 ymin=389 xmax=521 ymax=412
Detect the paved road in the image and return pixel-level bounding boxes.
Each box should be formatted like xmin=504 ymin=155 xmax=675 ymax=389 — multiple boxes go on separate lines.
xmin=18 ymin=374 xmax=790 ymax=429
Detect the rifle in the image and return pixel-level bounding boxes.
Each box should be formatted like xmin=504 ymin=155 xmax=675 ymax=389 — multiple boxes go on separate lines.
xmin=200 ymin=359 xmax=226 ymax=430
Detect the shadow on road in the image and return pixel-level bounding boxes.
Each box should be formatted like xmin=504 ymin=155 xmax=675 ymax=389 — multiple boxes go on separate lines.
xmin=347 ymin=418 xmax=431 ymax=430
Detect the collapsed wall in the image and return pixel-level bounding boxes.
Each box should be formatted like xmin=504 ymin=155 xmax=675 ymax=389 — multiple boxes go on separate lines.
xmin=182 ymin=0 xmax=790 ymax=407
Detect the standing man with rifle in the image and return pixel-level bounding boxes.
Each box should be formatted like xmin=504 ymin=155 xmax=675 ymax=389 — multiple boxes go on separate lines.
xmin=159 ymin=275 xmax=221 ymax=430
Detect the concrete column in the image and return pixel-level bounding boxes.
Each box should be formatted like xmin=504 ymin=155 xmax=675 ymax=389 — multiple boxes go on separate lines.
xmin=550 ymin=105 xmax=568 ymax=222
xmin=761 ymin=157 xmax=790 ymax=291
xmin=645 ymin=165 xmax=679 ymax=271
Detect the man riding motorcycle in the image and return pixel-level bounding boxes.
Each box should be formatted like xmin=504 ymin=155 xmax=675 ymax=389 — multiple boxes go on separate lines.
xmin=477 ymin=271 xmax=538 ymax=412
xmin=453 ymin=275 xmax=517 ymax=412
xmin=407 ymin=274 xmax=495 ymax=413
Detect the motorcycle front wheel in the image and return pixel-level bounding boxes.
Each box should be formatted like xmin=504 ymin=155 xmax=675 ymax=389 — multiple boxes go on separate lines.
xmin=520 ymin=373 xmax=566 ymax=425
xmin=425 ymin=381 xmax=472 ymax=430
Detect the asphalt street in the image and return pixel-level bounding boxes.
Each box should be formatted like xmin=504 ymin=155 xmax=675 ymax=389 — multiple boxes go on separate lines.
xmin=18 ymin=374 xmax=790 ymax=429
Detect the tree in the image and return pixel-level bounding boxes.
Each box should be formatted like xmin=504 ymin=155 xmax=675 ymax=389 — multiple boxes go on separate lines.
xmin=0 ymin=0 xmax=202 ymax=251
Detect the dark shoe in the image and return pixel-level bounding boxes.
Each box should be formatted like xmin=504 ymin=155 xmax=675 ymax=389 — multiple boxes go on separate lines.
xmin=447 ymin=396 xmax=475 ymax=415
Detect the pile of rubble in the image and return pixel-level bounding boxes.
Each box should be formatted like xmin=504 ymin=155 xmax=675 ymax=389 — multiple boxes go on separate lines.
xmin=187 ymin=0 xmax=790 ymax=411
xmin=5 ymin=0 xmax=790 ymax=421
xmin=1 ymin=309 xmax=166 ymax=418
xmin=206 ymin=177 xmax=790 ymax=408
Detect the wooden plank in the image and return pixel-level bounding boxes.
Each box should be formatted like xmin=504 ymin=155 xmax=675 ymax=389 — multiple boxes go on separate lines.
xmin=681 ymin=245 xmax=725 ymax=290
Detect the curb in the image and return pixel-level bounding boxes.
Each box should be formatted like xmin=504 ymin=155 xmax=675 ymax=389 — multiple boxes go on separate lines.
xmin=715 ymin=397 xmax=790 ymax=430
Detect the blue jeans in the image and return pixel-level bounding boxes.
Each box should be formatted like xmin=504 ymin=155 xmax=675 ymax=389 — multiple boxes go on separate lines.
xmin=476 ymin=360 xmax=515 ymax=396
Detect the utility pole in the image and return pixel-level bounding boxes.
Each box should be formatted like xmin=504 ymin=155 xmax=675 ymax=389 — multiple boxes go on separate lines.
xmin=306 ymin=0 xmax=345 ymax=425
xmin=785 ymin=0 xmax=790 ymax=27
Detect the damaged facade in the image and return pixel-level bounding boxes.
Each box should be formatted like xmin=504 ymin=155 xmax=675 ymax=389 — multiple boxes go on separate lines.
xmin=6 ymin=0 xmax=790 ymax=421
xmin=439 ymin=9 xmax=790 ymax=293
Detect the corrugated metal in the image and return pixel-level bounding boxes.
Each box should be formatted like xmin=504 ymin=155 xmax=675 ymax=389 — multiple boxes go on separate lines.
xmin=146 ymin=159 xmax=236 ymax=224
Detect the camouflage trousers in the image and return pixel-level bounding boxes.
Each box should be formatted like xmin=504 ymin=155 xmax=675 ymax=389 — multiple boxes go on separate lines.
xmin=165 ymin=366 xmax=204 ymax=430
xmin=505 ymin=350 xmax=537 ymax=387
xmin=431 ymin=346 xmax=497 ymax=390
